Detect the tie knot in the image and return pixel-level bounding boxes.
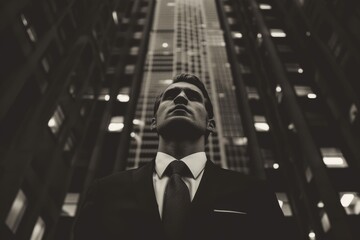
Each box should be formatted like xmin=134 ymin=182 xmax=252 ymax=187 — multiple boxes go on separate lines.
xmin=165 ymin=161 xmax=193 ymax=178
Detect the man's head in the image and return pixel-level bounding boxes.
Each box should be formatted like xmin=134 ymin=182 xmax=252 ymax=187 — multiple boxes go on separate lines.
xmin=151 ymin=73 xmax=215 ymax=141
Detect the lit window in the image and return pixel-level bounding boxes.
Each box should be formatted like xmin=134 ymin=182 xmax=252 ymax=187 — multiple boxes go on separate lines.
xmin=27 ymin=28 xmax=37 ymax=42
xmin=224 ymin=5 xmax=232 ymax=12
xmin=259 ymin=4 xmax=272 ymax=10
xmin=270 ymin=29 xmax=286 ymax=38
xmin=305 ymin=166 xmax=313 ymax=182
xmin=162 ymin=42 xmax=169 ymax=48
xmin=293 ymin=85 xmax=317 ymax=99
xmin=108 ymin=116 xmax=124 ymax=132
xmin=317 ymin=201 xmax=324 ymax=208
xmin=276 ymin=193 xmax=292 ymax=216
xmin=41 ymin=58 xmax=50 ymax=73
xmin=288 ymin=123 xmax=296 ymax=131
xmin=97 ymin=94 xmax=110 ymax=101
xmin=257 ymin=33 xmax=262 ymax=38
xmin=20 ymin=14 xmax=28 ymax=26
xmin=259 ymin=3 xmax=271 ymax=10
xmin=254 ymin=116 xmax=270 ymax=131
xmin=117 ymin=94 xmax=129 ymax=102
xmin=320 ymin=148 xmax=348 ymax=168
xmin=112 ymin=11 xmax=119 ymax=25
xmin=125 ymin=65 xmax=135 ymax=74
xmin=320 ymin=212 xmax=331 ymax=232
xmin=233 ymin=32 xmax=243 ymax=38
xmin=308 ymin=231 xmax=316 ymax=240
xmin=227 ymin=17 xmax=235 ymax=25
xmin=167 ymin=2 xmax=175 ymax=7
xmin=276 ymin=85 xmax=281 ymax=93
xmin=254 ymin=123 xmax=269 ymax=131
xmin=307 ymin=93 xmax=317 ymax=99
xmin=97 ymin=88 xmax=110 ymax=101
xmin=130 ymin=47 xmax=139 ymax=55
xmin=160 ymin=79 xmax=173 ymax=85
xmin=293 ymin=86 xmax=314 ymax=97
xmin=138 ymin=18 xmax=145 ymax=25
xmin=80 ymin=106 xmax=86 ymax=117
xmin=273 ymin=163 xmax=280 ymax=169
xmin=99 ymin=52 xmax=105 ymax=62
xmin=5 ymin=189 xmax=27 ymax=233
xmin=133 ymin=119 xmax=144 ymax=126
xmin=247 ymin=87 xmax=260 ymax=99
xmin=233 ymin=137 xmax=248 ymax=146
xmin=218 ymin=93 xmax=225 ymax=98
xmin=133 ymin=32 xmax=142 ymax=39
xmin=20 ymin=14 xmax=37 ymax=42
xmin=339 ymin=192 xmax=360 ymax=215
xmin=61 ymin=193 xmax=79 ymax=217
xmin=48 ymin=105 xmax=65 ymax=135
xmin=117 ymin=87 xmax=130 ymax=102
xmin=30 ymin=217 xmax=46 ymax=240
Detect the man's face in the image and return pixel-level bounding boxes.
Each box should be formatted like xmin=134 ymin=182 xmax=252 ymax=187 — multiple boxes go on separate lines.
xmin=151 ymin=82 xmax=214 ymax=139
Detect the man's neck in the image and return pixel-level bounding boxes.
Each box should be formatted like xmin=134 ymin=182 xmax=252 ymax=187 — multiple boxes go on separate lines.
xmin=157 ymin=136 xmax=205 ymax=160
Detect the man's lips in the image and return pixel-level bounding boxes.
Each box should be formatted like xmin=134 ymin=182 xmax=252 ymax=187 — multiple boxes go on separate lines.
xmin=169 ymin=105 xmax=191 ymax=114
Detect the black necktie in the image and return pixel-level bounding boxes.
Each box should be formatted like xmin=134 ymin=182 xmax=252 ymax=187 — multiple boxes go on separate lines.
xmin=162 ymin=160 xmax=193 ymax=240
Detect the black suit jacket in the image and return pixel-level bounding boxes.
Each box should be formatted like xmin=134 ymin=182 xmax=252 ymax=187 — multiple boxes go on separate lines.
xmin=73 ymin=160 xmax=288 ymax=239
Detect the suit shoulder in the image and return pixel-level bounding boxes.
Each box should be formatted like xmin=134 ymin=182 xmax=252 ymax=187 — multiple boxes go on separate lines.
xmin=95 ymin=162 xmax=152 ymax=188
xmin=91 ymin=168 xmax=136 ymax=191
xmin=97 ymin=169 xmax=136 ymax=185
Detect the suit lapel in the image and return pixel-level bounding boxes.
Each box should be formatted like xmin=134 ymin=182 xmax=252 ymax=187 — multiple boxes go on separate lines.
xmin=133 ymin=160 xmax=161 ymax=223
xmin=191 ymin=159 xmax=220 ymax=212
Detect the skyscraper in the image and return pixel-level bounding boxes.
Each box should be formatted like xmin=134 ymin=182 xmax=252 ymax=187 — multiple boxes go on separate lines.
xmin=0 ymin=0 xmax=359 ymax=239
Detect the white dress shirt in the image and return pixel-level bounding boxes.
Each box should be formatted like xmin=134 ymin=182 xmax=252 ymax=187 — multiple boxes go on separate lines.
xmin=153 ymin=152 xmax=207 ymax=218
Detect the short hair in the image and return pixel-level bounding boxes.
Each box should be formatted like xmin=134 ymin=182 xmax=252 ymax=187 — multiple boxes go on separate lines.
xmin=153 ymin=73 xmax=214 ymax=119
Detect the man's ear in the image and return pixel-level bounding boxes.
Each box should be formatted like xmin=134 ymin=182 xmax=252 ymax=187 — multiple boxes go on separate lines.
xmin=150 ymin=117 xmax=157 ymax=131
xmin=206 ymin=118 xmax=216 ymax=133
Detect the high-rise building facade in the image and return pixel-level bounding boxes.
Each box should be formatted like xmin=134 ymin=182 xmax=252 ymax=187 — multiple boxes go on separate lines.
xmin=0 ymin=0 xmax=154 ymax=239
xmin=0 ymin=0 xmax=359 ymax=240
xmin=125 ymin=0 xmax=249 ymax=174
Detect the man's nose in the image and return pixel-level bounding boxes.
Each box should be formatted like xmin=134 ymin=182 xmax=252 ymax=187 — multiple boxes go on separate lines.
xmin=173 ymin=91 xmax=188 ymax=105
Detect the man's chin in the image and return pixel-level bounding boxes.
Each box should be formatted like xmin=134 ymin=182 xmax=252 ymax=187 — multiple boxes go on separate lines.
xmin=157 ymin=120 xmax=205 ymax=139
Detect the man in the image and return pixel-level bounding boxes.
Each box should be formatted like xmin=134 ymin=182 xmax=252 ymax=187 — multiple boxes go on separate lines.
xmin=73 ymin=74 xmax=287 ymax=239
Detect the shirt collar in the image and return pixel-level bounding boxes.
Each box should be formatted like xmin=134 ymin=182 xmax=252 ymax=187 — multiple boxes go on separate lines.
xmin=155 ymin=152 xmax=207 ymax=179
